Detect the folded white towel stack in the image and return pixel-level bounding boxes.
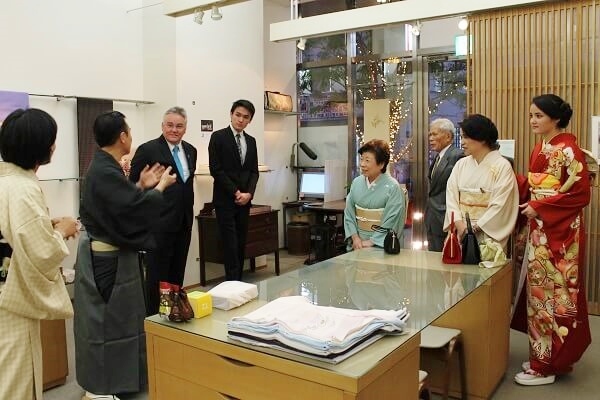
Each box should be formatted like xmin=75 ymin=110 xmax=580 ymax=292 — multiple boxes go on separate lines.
xmin=208 ymin=281 xmax=258 ymax=310
xmin=227 ymin=296 xmax=409 ymax=363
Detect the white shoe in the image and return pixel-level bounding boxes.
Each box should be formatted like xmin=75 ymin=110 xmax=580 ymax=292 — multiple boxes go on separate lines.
xmin=514 ymin=370 xmax=555 ymax=386
xmin=82 ymin=392 xmax=121 ymax=400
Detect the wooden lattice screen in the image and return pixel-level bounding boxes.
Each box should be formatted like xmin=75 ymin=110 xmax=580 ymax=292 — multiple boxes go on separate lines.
xmin=467 ymin=0 xmax=600 ymax=313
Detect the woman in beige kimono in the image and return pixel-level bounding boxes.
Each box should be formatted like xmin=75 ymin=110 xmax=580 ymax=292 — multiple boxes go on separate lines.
xmin=0 ymin=108 xmax=79 ymax=400
xmin=444 ymin=114 xmax=519 ymax=261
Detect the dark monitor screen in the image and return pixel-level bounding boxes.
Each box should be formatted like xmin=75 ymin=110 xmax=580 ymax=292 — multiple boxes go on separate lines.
xmin=299 ymin=171 xmax=325 ymax=199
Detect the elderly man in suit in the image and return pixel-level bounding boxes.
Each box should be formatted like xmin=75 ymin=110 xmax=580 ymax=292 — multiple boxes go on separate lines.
xmin=424 ymin=118 xmax=464 ymax=252
xmin=129 ymin=106 xmax=197 ymax=315
xmin=208 ymin=100 xmax=259 ymax=281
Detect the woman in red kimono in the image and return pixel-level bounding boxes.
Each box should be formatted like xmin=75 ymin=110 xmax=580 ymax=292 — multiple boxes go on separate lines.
xmin=513 ymin=94 xmax=591 ymax=386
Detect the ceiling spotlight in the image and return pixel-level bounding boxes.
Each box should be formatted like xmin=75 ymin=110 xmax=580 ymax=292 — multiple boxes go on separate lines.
xmin=297 ymin=38 xmax=306 ymax=51
xmin=458 ymin=16 xmax=469 ymax=31
xmin=211 ymin=5 xmax=222 ymax=20
xmin=193 ymin=9 xmax=204 ymax=25
xmin=411 ymin=21 xmax=422 ymax=36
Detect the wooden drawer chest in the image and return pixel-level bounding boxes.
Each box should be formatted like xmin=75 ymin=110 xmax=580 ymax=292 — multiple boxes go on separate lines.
xmin=196 ymin=205 xmax=280 ymax=285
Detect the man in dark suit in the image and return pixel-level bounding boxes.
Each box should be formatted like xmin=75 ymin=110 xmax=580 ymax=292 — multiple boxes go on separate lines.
xmin=424 ymin=118 xmax=464 ymax=252
xmin=208 ymin=100 xmax=259 ymax=281
xmin=129 ymin=106 xmax=197 ymax=314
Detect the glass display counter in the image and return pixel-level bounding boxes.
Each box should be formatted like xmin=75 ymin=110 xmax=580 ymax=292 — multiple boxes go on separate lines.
xmin=145 ymin=249 xmax=512 ymax=400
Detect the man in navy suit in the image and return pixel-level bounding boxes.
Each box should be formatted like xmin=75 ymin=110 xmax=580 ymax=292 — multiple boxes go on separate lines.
xmin=129 ymin=106 xmax=197 ymax=314
xmin=424 ymin=118 xmax=464 ymax=252
xmin=209 ymin=100 xmax=259 ymax=281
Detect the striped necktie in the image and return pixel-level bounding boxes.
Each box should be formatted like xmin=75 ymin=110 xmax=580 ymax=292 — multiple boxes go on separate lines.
xmin=235 ymin=133 xmax=244 ymax=163
xmin=431 ymin=154 xmax=441 ymax=177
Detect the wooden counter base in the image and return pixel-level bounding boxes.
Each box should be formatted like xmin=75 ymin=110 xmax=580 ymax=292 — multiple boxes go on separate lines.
xmin=145 ymin=321 xmax=420 ymax=400
xmin=421 ymin=264 xmax=513 ymax=400
xmin=41 ymin=319 xmax=68 ymax=390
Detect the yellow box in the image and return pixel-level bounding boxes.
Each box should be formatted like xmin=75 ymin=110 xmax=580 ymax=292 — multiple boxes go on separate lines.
xmin=187 ymin=291 xmax=213 ymax=319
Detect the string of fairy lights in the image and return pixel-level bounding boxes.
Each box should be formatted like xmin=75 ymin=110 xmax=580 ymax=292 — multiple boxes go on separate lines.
xmin=354 ymin=60 xmax=464 ymax=163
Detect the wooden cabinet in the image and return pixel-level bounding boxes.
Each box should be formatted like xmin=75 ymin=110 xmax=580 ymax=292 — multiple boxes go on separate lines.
xmin=0 ymin=282 xmax=68 ymax=391
xmin=196 ymin=205 xmax=280 ymax=285
xmin=41 ymin=319 xmax=68 ymax=390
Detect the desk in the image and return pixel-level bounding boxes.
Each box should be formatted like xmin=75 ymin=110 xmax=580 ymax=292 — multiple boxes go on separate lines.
xmin=282 ymin=200 xmax=346 ymax=249
xmin=196 ymin=207 xmax=280 ymax=286
xmin=304 ymin=200 xmax=346 ymax=263
xmin=303 ymin=199 xmax=346 ymax=214
xmin=145 ymin=250 xmax=512 ymax=400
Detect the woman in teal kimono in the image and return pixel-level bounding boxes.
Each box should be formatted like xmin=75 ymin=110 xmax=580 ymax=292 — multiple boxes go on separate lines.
xmin=344 ymin=139 xmax=406 ymax=250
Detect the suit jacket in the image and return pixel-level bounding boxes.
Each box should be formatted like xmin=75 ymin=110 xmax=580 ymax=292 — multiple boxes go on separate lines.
xmin=129 ymin=135 xmax=197 ymax=231
xmin=424 ymin=146 xmax=464 ymax=236
xmin=208 ymin=126 xmax=259 ymax=208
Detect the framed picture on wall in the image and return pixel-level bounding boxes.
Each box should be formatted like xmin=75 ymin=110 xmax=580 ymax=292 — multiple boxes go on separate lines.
xmin=592 ymin=116 xmax=600 ymax=162
xmin=201 ymin=120 xmax=213 ymax=132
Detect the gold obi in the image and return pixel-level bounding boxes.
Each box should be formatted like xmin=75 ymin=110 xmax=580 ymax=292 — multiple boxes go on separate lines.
xmin=355 ymin=205 xmax=384 ymax=231
xmin=528 ymin=172 xmax=559 ymax=200
xmin=458 ymin=189 xmax=490 ymax=220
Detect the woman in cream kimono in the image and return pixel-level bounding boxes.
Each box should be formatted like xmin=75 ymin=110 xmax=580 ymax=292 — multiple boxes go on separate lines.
xmin=344 ymin=139 xmax=406 ymax=250
xmin=444 ymin=114 xmax=519 ymax=261
xmin=0 ymin=109 xmax=79 ymax=400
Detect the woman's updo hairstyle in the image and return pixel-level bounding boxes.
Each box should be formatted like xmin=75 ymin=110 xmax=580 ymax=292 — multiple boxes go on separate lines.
xmin=532 ymin=94 xmax=573 ymax=129
xmin=458 ymin=114 xmax=499 ymax=150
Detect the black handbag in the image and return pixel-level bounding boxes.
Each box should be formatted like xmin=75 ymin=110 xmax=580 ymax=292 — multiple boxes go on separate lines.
xmin=371 ymin=225 xmax=401 ymax=254
xmin=0 ymin=231 xmax=12 ymax=282
xmin=461 ymin=213 xmax=481 ymax=264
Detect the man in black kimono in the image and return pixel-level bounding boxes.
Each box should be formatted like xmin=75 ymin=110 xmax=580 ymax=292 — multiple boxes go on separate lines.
xmin=208 ymin=100 xmax=259 ymax=281
xmin=129 ymin=106 xmax=197 ymax=315
xmin=75 ymin=111 xmax=176 ymax=400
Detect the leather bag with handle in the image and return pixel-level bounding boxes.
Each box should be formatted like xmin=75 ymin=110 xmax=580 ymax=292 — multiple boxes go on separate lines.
xmin=0 ymin=231 xmax=12 ymax=281
xmin=371 ymin=225 xmax=401 ymax=254
xmin=461 ymin=212 xmax=481 ymax=264
xmin=442 ymin=211 xmax=462 ymax=264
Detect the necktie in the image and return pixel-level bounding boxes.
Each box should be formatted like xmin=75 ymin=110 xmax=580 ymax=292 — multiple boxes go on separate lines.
xmin=172 ymin=145 xmax=185 ymax=180
xmin=235 ymin=133 xmax=244 ymax=163
xmin=431 ymin=154 xmax=441 ymax=177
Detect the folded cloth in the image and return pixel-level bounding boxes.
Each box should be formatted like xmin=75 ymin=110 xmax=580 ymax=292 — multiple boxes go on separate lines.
xmin=478 ymin=238 xmax=509 ymax=268
xmin=228 ymin=296 xmax=408 ymax=357
xmin=208 ymin=281 xmax=258 ymax=310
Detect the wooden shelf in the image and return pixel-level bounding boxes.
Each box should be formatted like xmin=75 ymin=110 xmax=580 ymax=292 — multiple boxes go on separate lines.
xmin=264 ymin=110 xmax=299 ymax=116
xmin=194 ymin=165 xmax=272 ymax=176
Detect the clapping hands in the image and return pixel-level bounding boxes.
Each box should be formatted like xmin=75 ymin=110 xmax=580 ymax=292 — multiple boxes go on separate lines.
xmin=138 ymin=163 xmax=166 ymax=189
xmin=138 ymin=163 xmax=177 ymax=192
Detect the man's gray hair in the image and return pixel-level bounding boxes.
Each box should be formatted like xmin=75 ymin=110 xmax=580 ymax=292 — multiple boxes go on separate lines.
xmin=164 ymin=106 xmax=187 ymax=120
xmin=430 ymin=118 xmax=455 ymax=137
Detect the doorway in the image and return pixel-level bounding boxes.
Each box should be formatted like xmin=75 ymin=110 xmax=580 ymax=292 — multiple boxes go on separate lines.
xmin=349 ymin=50 xmax=467 ymax=248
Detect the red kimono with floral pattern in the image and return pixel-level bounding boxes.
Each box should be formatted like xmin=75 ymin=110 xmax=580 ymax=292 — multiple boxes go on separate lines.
xmin=511 ymin=133 xmax=591 ymax=376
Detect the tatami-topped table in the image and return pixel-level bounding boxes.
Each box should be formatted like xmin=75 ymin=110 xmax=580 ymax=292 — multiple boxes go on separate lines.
xmin=145 ymin=249 xmax=512 ymax=400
